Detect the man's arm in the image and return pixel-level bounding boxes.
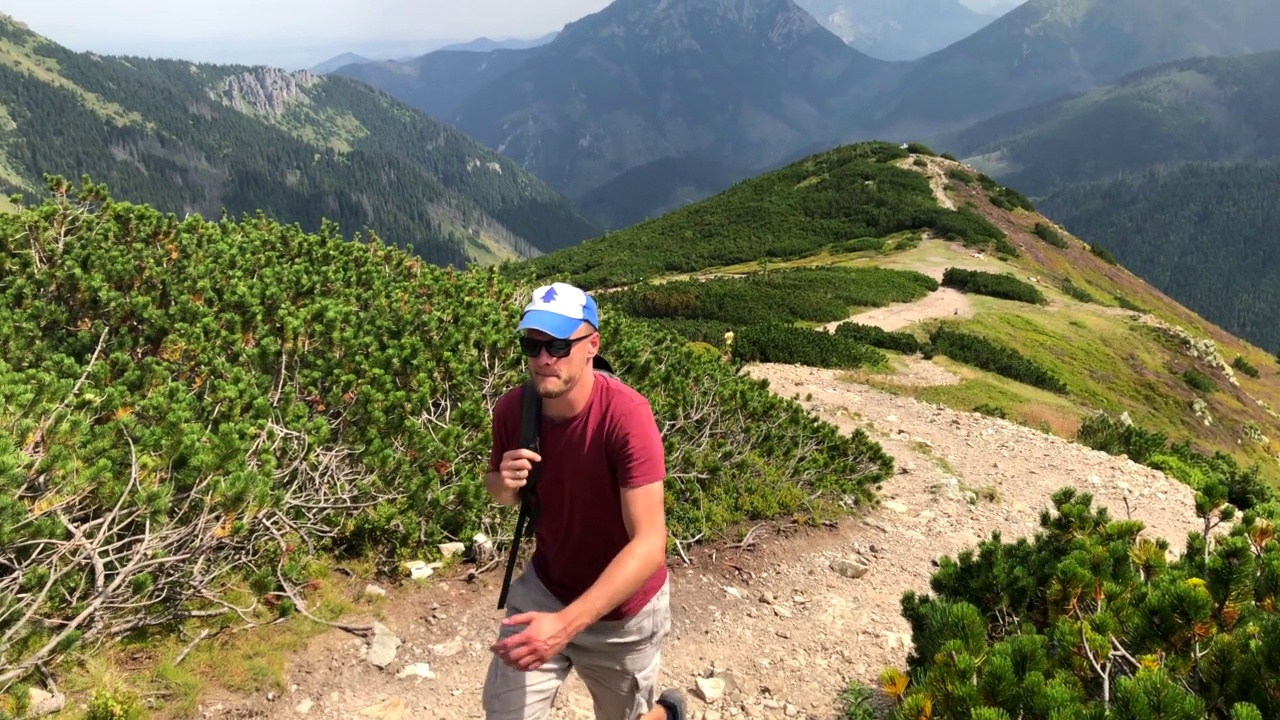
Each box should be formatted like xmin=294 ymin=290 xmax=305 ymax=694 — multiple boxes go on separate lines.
xmin=560 ymin=397 xmax=668 ymax=633
xmin=559 ymin=480 xmax=667 ymax=634
xmin=486 ymin=470 xmax=519 ymax=505
xmin=485 ymin=391 xmax=519 ymax=504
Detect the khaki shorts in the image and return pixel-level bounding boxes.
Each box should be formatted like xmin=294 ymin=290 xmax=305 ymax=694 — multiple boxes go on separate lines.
xmin=482 ymin=566 xmax=672 ymax=720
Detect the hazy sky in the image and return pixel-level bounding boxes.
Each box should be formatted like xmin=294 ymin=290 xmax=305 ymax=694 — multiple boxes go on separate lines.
xmin=4 ymin=0 xmax=1004 ymax=67
xmin=6 ymin=0 xmax=613 ymax=43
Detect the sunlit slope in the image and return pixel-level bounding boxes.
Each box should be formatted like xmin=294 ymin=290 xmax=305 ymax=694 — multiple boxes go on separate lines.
xmin=522 ymin=141 xmax=1280 ymax=483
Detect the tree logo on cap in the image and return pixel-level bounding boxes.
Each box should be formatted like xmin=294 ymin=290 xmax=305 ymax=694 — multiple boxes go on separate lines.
xmin=540 ymin=286 xmax=558 ymax=303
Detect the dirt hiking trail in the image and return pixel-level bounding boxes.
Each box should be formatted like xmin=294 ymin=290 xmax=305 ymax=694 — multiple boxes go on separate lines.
xmin=822 ymin=288 xmax=972 ymax=334
xmin=205 ymin=363 xmax=1210 ymax=720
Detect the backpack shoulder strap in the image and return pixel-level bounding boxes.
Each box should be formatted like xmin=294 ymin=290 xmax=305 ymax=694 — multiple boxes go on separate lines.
xmin=518 ymin=379 xmax=541 ymax=454
xmin=498 ymin=379 xmax=542 ymax=611
xmin=592 ymin=354 xmax=617 ymax=378
xmin=517 ymin=379 xmax=541 ymax=505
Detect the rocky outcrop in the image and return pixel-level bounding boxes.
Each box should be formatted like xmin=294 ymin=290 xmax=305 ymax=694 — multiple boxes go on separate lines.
xmin=1136 ymin=314 xmax=1239 ymax=386
xmin=210 ymin=68 xmax=322 ymax=117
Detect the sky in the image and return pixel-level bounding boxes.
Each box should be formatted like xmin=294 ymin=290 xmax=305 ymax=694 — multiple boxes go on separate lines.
xmin=4 ymin=0 xmax=1005 ymax=68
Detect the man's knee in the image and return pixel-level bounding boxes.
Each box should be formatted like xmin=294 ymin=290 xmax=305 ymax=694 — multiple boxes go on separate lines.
xmin=482 ymin=652 xmax=570 ymax=720
xmin=571 ymin=582 xmax=672 ymax=720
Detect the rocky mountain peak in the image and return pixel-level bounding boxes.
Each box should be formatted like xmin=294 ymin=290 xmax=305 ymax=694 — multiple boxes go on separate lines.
xmin=560 ymin=0 xmax=828 ymax=53
xmin=210 ymin=67 xmax=322 ymax=117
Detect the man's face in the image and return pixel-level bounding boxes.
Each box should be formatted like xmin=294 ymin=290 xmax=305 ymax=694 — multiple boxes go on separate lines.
xmin=523 ymin=323 xmax=598 ymax=398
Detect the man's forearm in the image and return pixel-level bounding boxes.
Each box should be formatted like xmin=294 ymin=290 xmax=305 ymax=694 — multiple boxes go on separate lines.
xmin=486 ymin=470 xmax=519 ymax=505
xmin=559 ymin=532 xmax=666 ymax=634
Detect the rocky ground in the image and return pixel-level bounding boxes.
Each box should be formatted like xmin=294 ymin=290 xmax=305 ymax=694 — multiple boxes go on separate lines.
xmin=199 ymin=361 xmax=1210 ymax=720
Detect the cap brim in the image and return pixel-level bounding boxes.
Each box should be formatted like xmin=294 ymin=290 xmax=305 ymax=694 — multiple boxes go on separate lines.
xmin=518 ymin=310 xmax=585 ymax=339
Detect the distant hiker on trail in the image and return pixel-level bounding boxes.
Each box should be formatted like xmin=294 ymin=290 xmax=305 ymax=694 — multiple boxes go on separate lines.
xmin=482 ymin=282 xmax=687 ymax=720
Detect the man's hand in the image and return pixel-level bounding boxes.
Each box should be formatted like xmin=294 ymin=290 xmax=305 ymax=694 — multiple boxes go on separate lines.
xmin=486 ymin=448 xmax=542 ymax=505
xmin=490 ymin=610 xmax=574 ymax=671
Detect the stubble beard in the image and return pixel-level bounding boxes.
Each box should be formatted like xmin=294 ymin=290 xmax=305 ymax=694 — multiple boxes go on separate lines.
xmin=535 ymin=368 xmax=577 ymax=398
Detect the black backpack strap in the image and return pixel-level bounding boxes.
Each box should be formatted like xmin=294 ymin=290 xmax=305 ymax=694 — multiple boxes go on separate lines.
xmin=498 ymin=380 xmax=541 ymax=610
xmin=593 ymin=354 xmax=616 ymax=377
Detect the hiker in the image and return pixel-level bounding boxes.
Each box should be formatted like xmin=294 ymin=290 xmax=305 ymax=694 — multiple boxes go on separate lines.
xmin=482 ymin=281 xmax=687 ymax=720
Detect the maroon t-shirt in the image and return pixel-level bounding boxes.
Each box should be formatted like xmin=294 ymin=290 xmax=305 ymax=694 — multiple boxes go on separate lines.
xmin=488 ymin=372 xmax=669 ymax=620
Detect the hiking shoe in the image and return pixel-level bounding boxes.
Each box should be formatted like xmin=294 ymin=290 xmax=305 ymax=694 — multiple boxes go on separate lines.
xmin=656 ymin=688 xmax=687 ymax=720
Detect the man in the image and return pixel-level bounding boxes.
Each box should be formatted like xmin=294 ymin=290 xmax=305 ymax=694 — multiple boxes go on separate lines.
xmin=483 ymin=282 xmax=687 ymax=720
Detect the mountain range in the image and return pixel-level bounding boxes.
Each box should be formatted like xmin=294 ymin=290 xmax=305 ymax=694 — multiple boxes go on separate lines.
xmin=332 ymin=0 xmax=1280 ymax=230
xmin=5 ymin=0 xmax=1280 ymax=354
xmin=0 ymin=13 xmax=598 ymax=266
xmin=793 ymin=0 xmax=995 ymax=61
xmin=946 ymin=50 xmax=1280 ymax=195
xmin=929 ymin=49 xmax=1280 ymax=353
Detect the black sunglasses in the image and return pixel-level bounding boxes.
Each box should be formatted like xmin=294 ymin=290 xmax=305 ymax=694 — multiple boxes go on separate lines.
xmin=520 ymin=333 xmax=596 ymax=359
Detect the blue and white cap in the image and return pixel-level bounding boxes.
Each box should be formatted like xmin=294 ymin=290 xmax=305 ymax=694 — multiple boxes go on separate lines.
xmin=518 ymin=282 xmax=600 ymax=339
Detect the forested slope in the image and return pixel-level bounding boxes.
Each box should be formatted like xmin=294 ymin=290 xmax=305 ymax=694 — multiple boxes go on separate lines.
xmin=1041 ymin=162 xmax=1280 ymax=353
xmin=0 ymin=14 xmax=598 ymax=266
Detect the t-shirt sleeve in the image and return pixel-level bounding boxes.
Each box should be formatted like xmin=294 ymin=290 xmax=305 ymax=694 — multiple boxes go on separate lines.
xmin=487 ymin=389 xmax=519 ymax=473
xmin=611 ymin=397 xmax=667 ymax=489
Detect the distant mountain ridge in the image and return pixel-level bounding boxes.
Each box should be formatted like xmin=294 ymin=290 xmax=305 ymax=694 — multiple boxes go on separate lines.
xmin=1041 ymin=161 xmax=1280 ymax=353
xmin=334 ymin=0 xmax=1280 ymax=230
xmin=329 ymin=47 xmax=538 ymax=121
xmin=0 ymin=13 xmax=598 ymax=265
xmin=794 ymin=0 xmax=994 ymax=60
xmin=860 ymin=0 xmax=1280 ymax=140
xmin=943 ymin=50 xmax=1280 ymax=195
xmin=336 ymin=0 xmax=894 ymax=205
xmin=928 ymin=49 xmax=1280 ymax=354
xmin=437 ymin=32 xmax=557 ymax=52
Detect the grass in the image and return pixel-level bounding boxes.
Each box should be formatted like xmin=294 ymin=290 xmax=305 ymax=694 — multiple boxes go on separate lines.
xmin=38 ymin=555 xmax=381 ymax=718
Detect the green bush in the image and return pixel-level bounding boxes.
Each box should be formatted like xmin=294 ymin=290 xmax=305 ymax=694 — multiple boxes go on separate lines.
xmin=1076 ymin=413 xmax=1275 ymax=510
xmin=976 ymin=172 xmax=1036 ymax=212
xmin=0 ymin=177 xmax=895 ymax=686
xmin=883 ymin=487 xmax=1277 ymax=719
xmin=1232 ymin=355 xmax=1260 ymax=379
xmin=972 ymin=403 xmax=1007 ymax=419
xmin=941 ymin=267 xmax=1047 ymax=305
xmin=906 ymin=142 xmax=937 ymax=156
xmin=1184 ymin=367 xmax=1218 ymax=393
xmin=1113 ymin=293 xmax=1146 ymax=312
xmin=602 ymin=266 xmax=939 ymax=328
xmin=1032 ymin=221 xmax=1069 ymax=249
xmin=926 ymin=326 xmax=1068 ymax=394
xmin=946 ymin=168 xmax=976 ymax=185
xmin=1060 ymin=278 xmax=1098 ymax=304
xmin=832 ymin=236 xmax=887 ymax=254
xmin=1091 ymin=243 xmax=1119 ymax=265
xmin=833 ymin=322 xmax=923 ymax=355
xmin=932 ymin=206 xmax=1009 ymax=252
xmin=732 ymin=322 xmax=886 ymax=369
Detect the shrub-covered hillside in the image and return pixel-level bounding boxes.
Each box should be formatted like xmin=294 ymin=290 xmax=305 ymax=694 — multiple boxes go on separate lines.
xmin=522 ymin=141 xmax=1017 ymax=289
xmin=871 ymin=487 xmax=1280 ymax=719
xmin=520 ymin=140 xmax=1280 ymax=491
xmin=0 ymin=177 xmax=893 ymax=691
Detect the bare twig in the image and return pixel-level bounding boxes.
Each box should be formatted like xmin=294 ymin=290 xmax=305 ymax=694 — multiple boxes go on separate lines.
xmin=172 ymin=629 xmax=209 ymax=667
